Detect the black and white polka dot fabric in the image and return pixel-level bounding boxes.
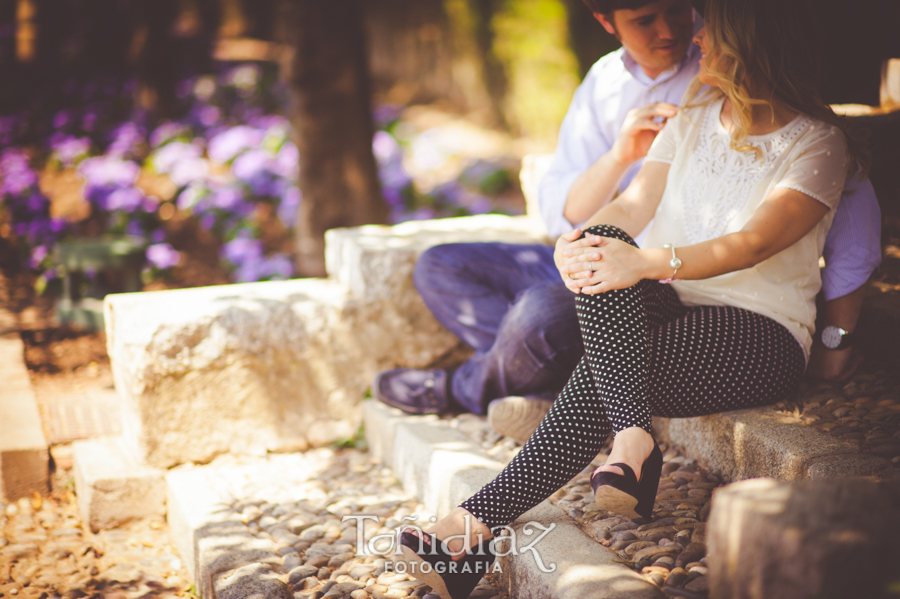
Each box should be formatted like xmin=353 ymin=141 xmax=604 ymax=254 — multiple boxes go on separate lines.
xmin=461 ymin=225 xmax=807 ymax=532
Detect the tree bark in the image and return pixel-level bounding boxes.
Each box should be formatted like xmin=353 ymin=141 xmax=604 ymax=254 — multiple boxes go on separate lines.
xmin=287 ymin=0 xmax=386 ymax=277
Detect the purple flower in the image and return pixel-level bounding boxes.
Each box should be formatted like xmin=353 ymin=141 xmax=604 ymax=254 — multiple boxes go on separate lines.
xmin=208 ymin=126 xmax=263 ymax=163
xmin=146 ymin=243 xmax=181 ymax=270
xmin=79 ymin=156 xmax=140 ymax=188
xmin=198 ymin=106 xmax=221 ymax=127
xmin=53 ymin=110 xmax=72 ymax=129
xmin=108 ymin=123 xmax=146 ymax=158
xmin=261 ymin=254 xmax=294 ymax=279
xmin=106 ymin=187 xmax=145 ymax=212
xmin=211 ymin=185 xmax=245 ymax=211
xmin=30 ymin=245 xmax=47 ymax=268
xmin=177 ymin=183 xmax=205 ymax=211
xmin=221 ymin=236 xmax=263 ymax=266
xmin=373 ymin=104 xmax=404 ymax=129
xmin=169 ymin=158 xmax=209 ymax=187
xmin=50 ymin=134 xmax=91 ymax=166
xmin=372 ymin=131 xmax=402 ymax=163
xmin=273 ymin=142 xmax=299 ymax=179
xmin=277 ymin=187 xmax=301 ymax=226
xmin=151 ymin=141 xmax=203 ymax=175
xmin=150 ymin=122 xmax=187 ymax=148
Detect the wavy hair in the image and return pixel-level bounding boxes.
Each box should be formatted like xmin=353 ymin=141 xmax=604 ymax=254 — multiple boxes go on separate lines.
xmin=683 ymin=0 xmax=868 ymax=175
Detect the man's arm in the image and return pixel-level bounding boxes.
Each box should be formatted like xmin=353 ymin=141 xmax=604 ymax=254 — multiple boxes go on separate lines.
xmin=806 ymin=285 xmax=867 ymax=381
xmin=807 ymin=177 xmax=882 ymax=381
xmin=563 ymin=102 xmax=678 ymax=226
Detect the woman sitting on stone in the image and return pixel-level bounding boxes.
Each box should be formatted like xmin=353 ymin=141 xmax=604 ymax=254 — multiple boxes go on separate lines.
xmin=394 ymin=0 xmax=866 ymax=597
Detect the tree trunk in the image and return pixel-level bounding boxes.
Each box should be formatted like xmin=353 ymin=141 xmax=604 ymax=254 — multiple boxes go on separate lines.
xmin=287 ymin=0 xmax=386 ymax=277
xmin=707 ymin=478 xmax=900 ymax=599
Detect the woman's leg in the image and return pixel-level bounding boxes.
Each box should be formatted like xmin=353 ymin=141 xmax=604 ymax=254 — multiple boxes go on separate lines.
xmin=458 ymin=225 xmax=680 ymax=532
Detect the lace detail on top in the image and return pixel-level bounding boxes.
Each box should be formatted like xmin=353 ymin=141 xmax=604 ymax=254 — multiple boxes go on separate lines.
xmin=679 ymin=100 xmax=811 ymax=244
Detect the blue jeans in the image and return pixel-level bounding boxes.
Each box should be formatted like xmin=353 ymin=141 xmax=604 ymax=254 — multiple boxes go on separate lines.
xmin=414 ymin=243 xmax=584 ymax=415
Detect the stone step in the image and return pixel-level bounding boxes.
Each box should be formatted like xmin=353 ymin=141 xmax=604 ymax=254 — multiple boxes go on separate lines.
xmin=105 ymin=215 xmax=549 ymax=470
xmin=363 ymin=400 xmax=664 ymax=599
xmin=653 ymin=407 xmax=894 ymax=483
xmin=71 ymin=435 xmax=166 ymax=532
xmin=0 ymin=332 xmax=49 ymax=502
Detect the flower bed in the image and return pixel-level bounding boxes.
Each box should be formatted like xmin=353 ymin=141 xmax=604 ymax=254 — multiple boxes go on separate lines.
xmin=0 ymin=62 xmax=522 ymax=296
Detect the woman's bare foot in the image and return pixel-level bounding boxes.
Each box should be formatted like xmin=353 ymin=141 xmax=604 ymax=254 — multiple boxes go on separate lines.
xmin=423 ymin=507 xmax=493 ymax=560
xmin=595 ymin=427 xmax=655 ymax=480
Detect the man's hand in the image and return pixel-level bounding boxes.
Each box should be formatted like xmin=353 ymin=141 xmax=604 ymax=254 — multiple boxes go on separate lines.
xmin=806 ymin=346 xmax=863 ymax=381
xmin=610 ymin=102 xmax=678 ymax=167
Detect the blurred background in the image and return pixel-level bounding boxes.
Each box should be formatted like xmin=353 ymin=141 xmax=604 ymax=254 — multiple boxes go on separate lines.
xmin=0 ymin=0 xmax=898 ymax=302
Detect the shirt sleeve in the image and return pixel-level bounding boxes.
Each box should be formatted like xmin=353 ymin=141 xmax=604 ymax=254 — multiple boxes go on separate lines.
xmin=537 ymin=68 xmax=614 ymax=238
xmin=644 ymin=111 xmax=680 ymax=165
xmin=820 ymin=176 xmax=883 ymax=300
xmin=774 ymin=123 xmax=849 ymax=210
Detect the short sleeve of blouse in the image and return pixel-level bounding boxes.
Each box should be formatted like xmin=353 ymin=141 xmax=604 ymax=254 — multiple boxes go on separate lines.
xmin=774 ymin=123 xmax=850 ymax=210
xmin=644 ymin=111 xmax=683 ymax=165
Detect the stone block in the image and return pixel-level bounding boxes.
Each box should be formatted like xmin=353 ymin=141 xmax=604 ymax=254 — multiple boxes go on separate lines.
xmin=324 ymin=215 xmax=550 ymax=301
xmin=497 ymin=501 xmax=664 ymax=599
xmin=107 ymin=216 xmax=549 ymax=469
xmin=707 ymin=477 xmax=900 ymax=599
xmin=519 ymin=154 xmax=553 ymax=222
xmin=72 ymin=435 xmax=166 ymax=531
xmin=363 ymin=400 xmax=505 ymax=516
xmin=166 ymin=464 xmax=286 ymax=598
xmin=654 ymin=407 xmax=892 ymax=482
xmin=0 ymin=333 xmax=49 ymax=501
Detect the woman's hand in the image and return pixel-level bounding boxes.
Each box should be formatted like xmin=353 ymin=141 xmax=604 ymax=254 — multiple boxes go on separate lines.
xmin=555 ymin=229 xmax=601 ymax=293
xmin=555 ymin=231 xmax=649 ymax=294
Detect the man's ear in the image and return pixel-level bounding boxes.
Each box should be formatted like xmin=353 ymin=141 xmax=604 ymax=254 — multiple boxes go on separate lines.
xmin=593 ymin=12 xmax=617 ymax=35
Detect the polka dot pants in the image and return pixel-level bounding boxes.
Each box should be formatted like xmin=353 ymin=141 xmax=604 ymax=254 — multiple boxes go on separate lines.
xmin=460 ymin=225 xmax=807 ymax=532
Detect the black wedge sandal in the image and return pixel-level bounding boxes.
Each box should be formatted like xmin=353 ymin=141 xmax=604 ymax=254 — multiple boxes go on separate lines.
xmin=395 ymin=528 xmax=495 ymax=599
xmin=591 ymin=441 xmax=663 ymax=520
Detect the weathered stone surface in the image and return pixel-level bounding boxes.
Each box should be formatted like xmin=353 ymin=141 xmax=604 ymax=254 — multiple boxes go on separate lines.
xmin=653 ymin=408 xmax=893 ymax=482
xmin=497 ymin=501 xmax=664 ymax=599
xmin=707 ymin=477 xmax=900 ymax=599
xmin=72 ymin=436 xmax=166 ymax=531
xmin=324 ymin=215 xmax=550 ymax=301
xmin=166 ymin=463 xmax=283 ymax=598
xmin=0 ymin=333 xmax=49 ymax=501
xmin=518 ymin=154 xmax=553 ymax=223
xmin=214 ymin=562 xmax=292 ymax=599
xmin=108 ymin=216 xmax=549 ymax=468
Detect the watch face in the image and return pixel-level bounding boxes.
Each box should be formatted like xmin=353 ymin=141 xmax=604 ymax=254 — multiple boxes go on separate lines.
xmin=821 ymin=326 xmax=844 ymax=350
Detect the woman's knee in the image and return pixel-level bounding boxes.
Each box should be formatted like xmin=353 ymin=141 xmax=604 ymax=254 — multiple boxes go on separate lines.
xmin=582 ymin=224 xmax=638 ymax=248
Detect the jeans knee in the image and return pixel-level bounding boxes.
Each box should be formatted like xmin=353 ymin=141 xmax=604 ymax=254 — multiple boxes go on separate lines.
xmin=507 ymin=283 xmax=581 ymax=354
xmin=413 ymin=245 xmax=452 ymax=295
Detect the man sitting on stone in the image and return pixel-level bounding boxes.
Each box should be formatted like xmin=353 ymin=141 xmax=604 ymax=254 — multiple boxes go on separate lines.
xmin=372 ymin=0 xmax=882 ymax=442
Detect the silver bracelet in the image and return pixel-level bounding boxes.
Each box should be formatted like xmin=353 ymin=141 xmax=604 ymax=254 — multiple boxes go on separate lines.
xmin=659 ymin=243 xmax=681 ymax=284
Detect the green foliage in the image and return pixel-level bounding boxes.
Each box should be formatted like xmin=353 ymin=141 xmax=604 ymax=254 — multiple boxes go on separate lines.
xmin=491 ymin=0 xmax=581 ymax=141
xmin=333 ymin=425 xmax=367 ymax=451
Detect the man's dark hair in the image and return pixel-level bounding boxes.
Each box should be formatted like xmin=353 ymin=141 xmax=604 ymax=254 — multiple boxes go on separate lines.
xmin=580 ymin=0 xmax=659 ymax=16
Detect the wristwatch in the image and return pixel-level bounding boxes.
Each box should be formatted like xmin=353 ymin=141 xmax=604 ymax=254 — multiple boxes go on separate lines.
xmin=819 ymin=325 xmax=855 ymax=350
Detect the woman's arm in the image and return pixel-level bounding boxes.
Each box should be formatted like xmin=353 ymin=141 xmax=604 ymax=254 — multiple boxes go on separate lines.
xmin=554 ymin=160 xmax=671 ymax=284
xmin=561 ymin=187 xmax=830 ymax=294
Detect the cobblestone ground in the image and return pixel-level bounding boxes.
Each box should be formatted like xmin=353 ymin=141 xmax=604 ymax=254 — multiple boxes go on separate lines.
xmin=223 ymin=446 xmax=507 ymax=599
xmin=0 ymin=466 xmax=194 ymax=599
xmin=451 ymin=415 xmax=715 ymax=598
xmin=778 ymin=367 xmax=900 ymax=467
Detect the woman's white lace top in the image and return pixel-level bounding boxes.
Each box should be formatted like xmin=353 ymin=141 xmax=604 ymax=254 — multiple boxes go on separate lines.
xmin=644 ymin=97 xmax=850 ymax=359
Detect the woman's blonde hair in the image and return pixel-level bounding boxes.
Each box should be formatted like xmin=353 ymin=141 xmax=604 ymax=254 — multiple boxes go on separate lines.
xmin=685 ymin=0 xmax=868 ymax=175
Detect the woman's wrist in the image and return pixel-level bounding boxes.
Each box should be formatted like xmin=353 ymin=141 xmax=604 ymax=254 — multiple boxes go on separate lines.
xmin=640 ymin=247 xmax=676 ymax=280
